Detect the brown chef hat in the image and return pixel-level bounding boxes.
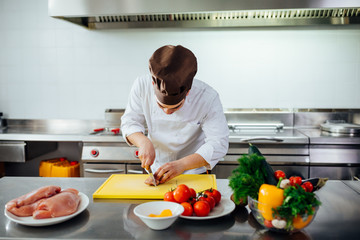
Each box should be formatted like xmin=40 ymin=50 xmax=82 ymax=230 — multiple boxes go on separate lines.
xmin=149 ymin=45 xmax=197 ymax=105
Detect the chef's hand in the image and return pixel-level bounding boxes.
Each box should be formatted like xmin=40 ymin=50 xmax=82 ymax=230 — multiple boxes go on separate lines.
xmin=126 ymin=132 xmax=156 ymax=170
xmin=138 ymin=140 xmax=156 ymax=171
xmin=154 ymin=160 xmax=186 ymax=184
xmin=144 ymin=176 xmax=160 ymax=186
xmin=154 ymin=154 xmax=209 ymax=184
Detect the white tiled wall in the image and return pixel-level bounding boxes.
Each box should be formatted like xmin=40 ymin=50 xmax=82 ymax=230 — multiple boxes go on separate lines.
xmin=0 ymin=0 xmax=360 ymax=119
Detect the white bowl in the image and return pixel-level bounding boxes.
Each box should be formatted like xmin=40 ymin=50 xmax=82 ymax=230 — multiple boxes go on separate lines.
xmin=133 ymin=201 xmax=184 ymax=230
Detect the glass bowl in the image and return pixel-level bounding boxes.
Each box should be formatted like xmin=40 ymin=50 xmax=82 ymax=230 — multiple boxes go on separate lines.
xmin=247 ymin=196 xmax=319 ymax=233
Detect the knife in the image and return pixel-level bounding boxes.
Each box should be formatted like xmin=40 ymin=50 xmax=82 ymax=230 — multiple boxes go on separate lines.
xmin=144 ymin=168 xmax=157 ymax=186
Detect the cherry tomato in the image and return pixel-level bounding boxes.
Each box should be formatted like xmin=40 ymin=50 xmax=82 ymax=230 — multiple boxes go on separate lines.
xmin=189 ymin=188 xmax=197 ymax=198
xmin=289 ymin=176 xmax=302 ymax=187
xmin=264 ymin=219 xmax=273 ymax=228
xmin=188 ymin=197 xmax=196 ymax=205
xmin=204 ymin=189 xmax=221 ymax=205
xmin=199 ymin=195 xmax=216 ymax=210
xmin=301 ymin=184 xmax=308 ymax=192
xmin=163 ymin=191 xmax=176 ymax=202
xmin=181 ymin=202 xmax=193 ymax=216
xmin=302 ymin=182 xmax=314 ymax=192
xmin=193 ymin=200 xmax=211 ymax=217
xmin=173 ymin=184 xmax=191 ymax=203
xmin=274 ymin=170 xmax=286 ymax=180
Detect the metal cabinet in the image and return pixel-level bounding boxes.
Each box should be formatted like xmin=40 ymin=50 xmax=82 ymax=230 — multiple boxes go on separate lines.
xmin=83 ymin=163 xmax=126 ymax=178
xmin=309 ymin=144 xmax=360 ymax=180
xmin=0 ymin=141 xmax=26 ymax=162
xmin=215 ymin=153 xmax=310 ymax=179
xmin=126 ymin=163 xmax=144 ymax=174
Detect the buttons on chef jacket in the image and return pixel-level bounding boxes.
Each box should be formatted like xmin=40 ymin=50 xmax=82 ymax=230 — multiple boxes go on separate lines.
xmin=91 ymin=149 xmax=99 ymax=157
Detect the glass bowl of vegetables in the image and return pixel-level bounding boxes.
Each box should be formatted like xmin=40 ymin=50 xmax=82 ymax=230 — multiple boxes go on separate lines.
xmin=247 ymin=184 xmax=321 ymax=233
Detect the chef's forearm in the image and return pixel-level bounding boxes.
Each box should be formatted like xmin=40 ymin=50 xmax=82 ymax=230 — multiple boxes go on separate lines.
xmin=180 ymin=153 xmax=209 ymax=171
xmin=126 ymin=132 xmax=150 ymax=147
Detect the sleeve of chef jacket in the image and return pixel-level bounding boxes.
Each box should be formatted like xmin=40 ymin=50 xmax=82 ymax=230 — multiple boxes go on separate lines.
xmin=121 ymin=77 xmax=147 ymax=145
xmin=195 ymin=93 xmax=229 ymax=170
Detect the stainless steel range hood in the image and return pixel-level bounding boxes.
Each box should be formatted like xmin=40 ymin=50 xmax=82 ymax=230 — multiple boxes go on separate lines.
xmin=49 ymin=0 xmax=360 ymax=29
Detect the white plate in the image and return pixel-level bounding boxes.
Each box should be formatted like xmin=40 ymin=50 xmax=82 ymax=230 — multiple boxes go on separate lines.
xmin=180 ymin=198 xmax=235 ymax=220
xmin=4 ymin=192 xmax=89 ymax=227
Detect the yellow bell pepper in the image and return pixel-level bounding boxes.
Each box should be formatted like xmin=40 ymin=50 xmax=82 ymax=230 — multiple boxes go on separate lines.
xmin=258 ymin=184 xmax=284 ymax=221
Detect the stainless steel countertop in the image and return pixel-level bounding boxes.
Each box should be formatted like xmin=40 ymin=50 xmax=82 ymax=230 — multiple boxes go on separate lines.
xmin=229 ymin=129 xmax=309 ymax=144
xmin=0 ymin=120 xmax=360 ymax=144
xmin=1 ymin=177 xmax=360 ymax=240
xmin=0 ymin=129 xmax=124 ymax=142
xmin=1 ymin=128 xmax=309 ymax=144
xmin=298 ymin=129 xmax=360 ymax=145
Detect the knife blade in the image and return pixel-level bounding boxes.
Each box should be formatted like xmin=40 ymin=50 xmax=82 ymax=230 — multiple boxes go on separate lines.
xmin=144 ymin=168 xmax=157 ymax=186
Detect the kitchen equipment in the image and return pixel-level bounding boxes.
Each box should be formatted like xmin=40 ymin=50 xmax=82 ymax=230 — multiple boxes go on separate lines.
xmin=320 ymin=120 xmax=360 ymax=136
xmin=49 ymin=0 xmax=360 ymax=29
xmin=214 ymin=111 xmax=310 ymax=179
xmin=89 ymin=128 xmax=120 ymax=135
xmin=133 ymin=201 xmax=184 ymax=230
xmin=104 ymin=109 xmax=124 ymax=128
xmin=93 ymin=174 xmax=217 ymax=199
xmin=81 ymin=142 xmax=142 ymax=177
xmin=144 ymin=168 xmax=157 ymax=186
xmin=89 ymin=109 xmax=124 ymax=135
xmin=0 ymin=141 xmax=26 ymax=163
xmin=0 ymin=112 xmax=5 ymax=130
xmin=82 ymin=109 xmax=138 ymax=176
xmin=295 ymin=110 xmax=360 ymax=180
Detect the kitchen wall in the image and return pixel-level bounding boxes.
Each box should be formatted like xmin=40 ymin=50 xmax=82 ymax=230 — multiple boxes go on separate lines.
xmin=0 ymin=0 xmax=360 ymax=120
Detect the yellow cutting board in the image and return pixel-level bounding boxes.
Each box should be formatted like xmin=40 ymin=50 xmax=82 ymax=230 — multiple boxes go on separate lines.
xmin=93 ymin=174 xmax=217 ymax=199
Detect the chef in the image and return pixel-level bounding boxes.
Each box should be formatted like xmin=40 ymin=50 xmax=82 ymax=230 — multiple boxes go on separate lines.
xmin=121 ymin=45 xmax=229 ymax=185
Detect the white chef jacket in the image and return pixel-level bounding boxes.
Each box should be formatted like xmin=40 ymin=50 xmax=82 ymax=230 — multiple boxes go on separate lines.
xmin=121 ymin=74 xmax=229 ymax=174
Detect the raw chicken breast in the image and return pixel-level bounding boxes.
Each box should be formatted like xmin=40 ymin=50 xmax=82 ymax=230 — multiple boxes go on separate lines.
xmin=6 ymin=201 xmax=40 ymax=217
xmin=6 ymin=185 xmax=61 ymax=217
xmin=33 ymin=188 xmax=81 ymax=219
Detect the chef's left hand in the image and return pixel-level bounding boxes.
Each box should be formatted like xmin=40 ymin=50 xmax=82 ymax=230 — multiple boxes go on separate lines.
xmin=144 ymin=176 xmax=160 ymax=186
xmin=154 ymin=160 xmax=186 ymax=184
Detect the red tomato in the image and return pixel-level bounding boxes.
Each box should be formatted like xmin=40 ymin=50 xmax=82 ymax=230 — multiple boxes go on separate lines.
xmin=301 ymin=185 xmax=308 ymax=192
xmin=289 ymin=176 xmax=302 ymax=187
xmin=181 ymin=202 xmax=193 ymax=216
xmin=198 ymin=196 xmax=215 ymax=210
xmin=204 ymin=189 xmax=221 ymax=205
xmin=163 ymin=191 xmax=176 ymax=202
xmin=302 ymin=182 xmax=314 ymax=192
xmin=189 ymin=188 xmax=197 ymax=198
xmin=173 ymin=184 xmax=191 ymax=203
xmin=274 ymin=170 xmax=286 ymax=180
xmin=188 ymin=197 xmax=196 ymax=205
xmin=264 ymin=219 xmax=273 ymax=228
xmin=193 ymin=200 xmax=211 ymax=217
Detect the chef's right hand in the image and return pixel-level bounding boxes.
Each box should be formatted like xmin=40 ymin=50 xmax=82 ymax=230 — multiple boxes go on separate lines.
xmin=138 ymin=138 xmax=156 ymax=170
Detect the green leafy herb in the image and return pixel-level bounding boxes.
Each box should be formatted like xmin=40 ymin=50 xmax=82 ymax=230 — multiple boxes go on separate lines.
xmin=273 ymin=186 xmax=321 ymax=230
xmin=248 ymin=143 xmax=277 ymax=185
xmin=228 ymin=154 xmax=268 ymax=203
